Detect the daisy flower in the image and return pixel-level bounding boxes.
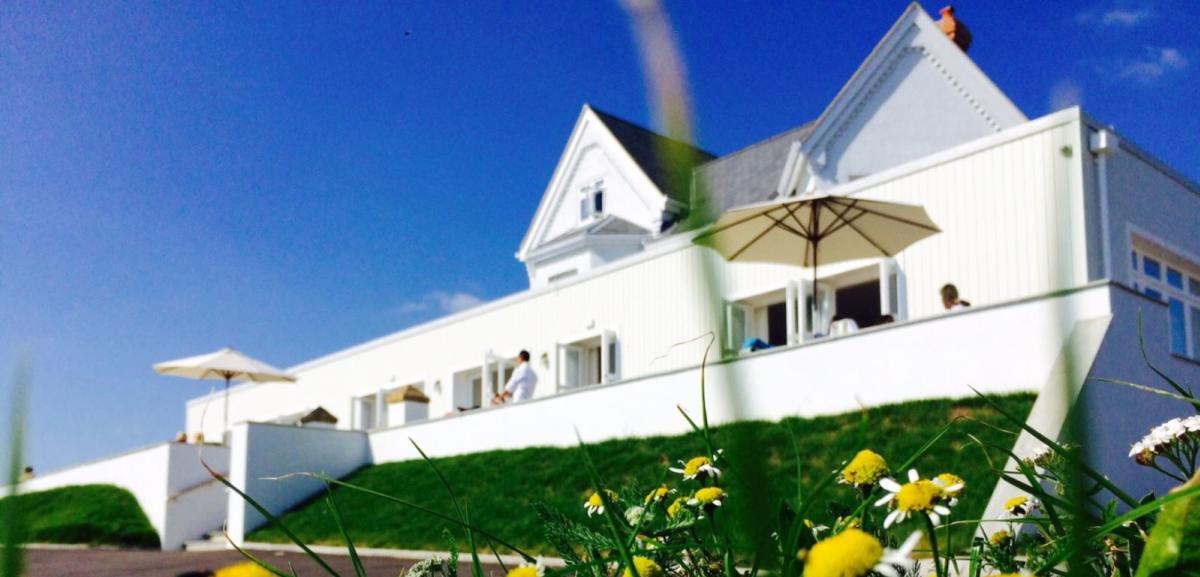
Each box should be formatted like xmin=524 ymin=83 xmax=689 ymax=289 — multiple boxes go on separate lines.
xmin=670 ymin=455 xmax=721 ymax=481
xmin=1003 ymin=495 xmax=1038 ymax=518
xmin=584 ymin=489 xmax=619 ymax=517
xmin=989 ymin=529 xmax=1013 ymax=547
xmin=840 ymin=449 xmax=889 ymax=488
xmin=505 ymin=559 xmax=546 ymax=577
xmin=933 ymin=472 xmax=965 ymax=506
xmin=643 ymin=485 xmax=672 ymax=505
xmin=1021 ymin=445 xmax=1055 ymax=469
xmin=688 ymin=486 xmax=726 ymax=508
xmin=666 ymin=497 xmax=687 ymax=520
xmin=624 ymin=505 xmax=647 ymax=526
xmin=875 ymin=469 xmax=952 ymax=528
xmin=802 ymin=528 xmax=920 ymax=577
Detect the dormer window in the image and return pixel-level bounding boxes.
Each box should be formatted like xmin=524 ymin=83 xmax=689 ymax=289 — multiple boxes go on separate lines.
xmin=579 ymin=180 xmax=605 ymax=222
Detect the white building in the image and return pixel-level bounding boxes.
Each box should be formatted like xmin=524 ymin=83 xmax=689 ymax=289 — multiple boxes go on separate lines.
xmin=15 ymin=3 xmax=1200 ymax=550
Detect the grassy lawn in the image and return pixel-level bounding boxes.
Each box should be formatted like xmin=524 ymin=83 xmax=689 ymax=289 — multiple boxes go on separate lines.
xmin=249 ymin=393 xmax=1034 ymax=554
xmin=0 ymin=484 xmax=159 ymax=548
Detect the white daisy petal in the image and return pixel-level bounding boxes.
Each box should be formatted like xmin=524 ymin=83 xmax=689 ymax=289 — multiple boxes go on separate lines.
xmin=875 ymin=494 xmax=895 ymax=507
xmin=928 ymin=512 xmax=941 ymax=525
xmin=934 ymin=505 xmax=951 ymax=516
xmin=885 ymin=509 xmax=901 ymax=528
xmin=879 ymin=478 xmax=902 ymax=492
xmin=907 ymin=469 xmax=920 ymax=483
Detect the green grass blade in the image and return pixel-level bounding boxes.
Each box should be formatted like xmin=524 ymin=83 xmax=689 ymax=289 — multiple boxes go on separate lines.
xmin=202 ymin=461 xmax=343 ymax=577
xmin=305 ymin=473 xmax=536 ymax=562
xmin=324 ymin=483 xmax=366 ymax=577
xmin=223 ymin=528 xmax=297 ymax=577
xmin=575 ymin=430 xmax=638 ymax=577
xmin=1135 ymin=310 xmax=1194 ymax=402
xmin=969 ymin=387 xmax=1140 ymax=508
xmin=1036 ymin=480 xmax=1200 ymax=570
xmin=2 ymin=364 xmax=29 ymax=577
xmin=409 ymin=439 xmax=503 ymax=575
xmin=1092 ymin=377 xmax=1200 ymax=409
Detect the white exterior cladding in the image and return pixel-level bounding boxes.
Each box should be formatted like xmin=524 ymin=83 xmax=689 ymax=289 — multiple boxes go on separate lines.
xmin=186 ymin=108 xmax=1098 ymax=441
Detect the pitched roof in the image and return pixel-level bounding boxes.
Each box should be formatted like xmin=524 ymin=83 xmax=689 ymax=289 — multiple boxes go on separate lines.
xmin=694 ymin=121 xmax=816 ymax=215
xmin=542 ymin=214 xmax=651 ymax=246
xmin=590 ymin=106 xmax=716 ymax=205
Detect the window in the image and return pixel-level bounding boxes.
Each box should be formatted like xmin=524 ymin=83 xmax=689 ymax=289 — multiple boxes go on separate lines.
xmin=579 ymin=180 xmax=606 ymax=222
xmin=1132 ymin=242 xmax=1200 ymax=361
xmin=559 ymin=331 xmax=618 ymax=389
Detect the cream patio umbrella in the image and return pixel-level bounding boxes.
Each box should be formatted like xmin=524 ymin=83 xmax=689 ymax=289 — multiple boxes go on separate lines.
xmin=696 ymin=192 xmax=941 ymax=334
xmin=154 ymin=347 xmax=296 ymax=440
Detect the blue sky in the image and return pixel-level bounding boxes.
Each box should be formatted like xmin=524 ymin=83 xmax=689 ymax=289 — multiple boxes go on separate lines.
xmin=1 ymin=1 xmax=1197 ymax=472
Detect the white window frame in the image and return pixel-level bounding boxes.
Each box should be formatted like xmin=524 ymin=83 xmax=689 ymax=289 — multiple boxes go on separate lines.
xmin=1131 ymin=244 xmax=1200 ymax=361
xmin=579 ymin=179 xmax=606 ymax=223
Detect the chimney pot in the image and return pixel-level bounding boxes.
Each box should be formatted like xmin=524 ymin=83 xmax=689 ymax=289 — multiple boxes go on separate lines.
xmin=936 ymin=5 xmax=973 ymax=52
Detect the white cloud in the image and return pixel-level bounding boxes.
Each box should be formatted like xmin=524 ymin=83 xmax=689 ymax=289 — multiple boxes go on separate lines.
xmin=1076 ymin=6 xmax=1152 ymax=27
xmin=1049 ymin=79 xmax=1083 ymax=111
xmin=393 ymin=291 xmax=485 ymax=316
xmin=1117 ymin=47 xmax=1189 ymax=83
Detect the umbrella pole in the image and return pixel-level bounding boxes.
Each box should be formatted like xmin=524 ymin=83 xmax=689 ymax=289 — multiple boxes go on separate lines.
xmin=811 ymin=240 xmax=818 ymax=337
xmin=223 ymin=375 xmax=230 ymax=444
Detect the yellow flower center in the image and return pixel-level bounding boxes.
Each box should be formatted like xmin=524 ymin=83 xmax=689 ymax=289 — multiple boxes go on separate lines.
xmin=588 ymin=489 xmax=618 ymax=508
xmin=935 ymin=473 xmax=964 ymax=496
xmin=841 ymin=450 xmax=888 ymax=486
xmin=623 ymin=556 xmax=664 ymax=577
xmin=507 ymin=566 xmax=539 ymax=577
xmin=989 ymin=530 xmax=1012 ymax=546
xmin=895 ymin=480 xmax=940 ymax=512
xmin=682 ymin=456 xmax=712 ymax=477
xmin=667 ymin=497 xmax=686 ymax=519
xmin=645 ymin=485 xmax=669 ymax=504
xmin=694 ymin=487 xmax=725 ymax=505
xmin=803 ymin=528 xmax=884 ymax=577
xmin=1004 ymin=496 xmax=1028 ymax=511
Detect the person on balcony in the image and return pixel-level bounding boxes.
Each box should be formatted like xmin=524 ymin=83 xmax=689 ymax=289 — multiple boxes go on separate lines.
xmin=941 ymin=284 xmax=971 ymax=311
xmin=493 ymin=350 xmax=538 ymax=404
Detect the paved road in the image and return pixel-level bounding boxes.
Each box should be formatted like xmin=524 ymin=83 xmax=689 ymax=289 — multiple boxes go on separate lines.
xmin=22 ymin=548 xmax=501 ymax=577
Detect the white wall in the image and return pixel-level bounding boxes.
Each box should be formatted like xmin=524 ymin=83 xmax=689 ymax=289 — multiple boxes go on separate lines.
xmin=226 ymin=423 xmax=369 ymax=545
xmin=369 ymin=284 xmax=1112 ymax=462
xmin=11 ymin=442 xmax=230 ymax=550
xmin=185 ymin=110 xmax=1096 ymax=444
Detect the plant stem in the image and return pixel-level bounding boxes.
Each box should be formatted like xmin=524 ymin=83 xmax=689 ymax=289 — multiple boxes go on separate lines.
xmin=925 ymin=516 xmax=945 ymax=577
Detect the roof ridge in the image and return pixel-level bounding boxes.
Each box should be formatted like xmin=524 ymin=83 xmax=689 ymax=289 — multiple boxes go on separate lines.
xmin=697 ymin=120 xmax=816 ymax=169
xmin=587 ymin=104 xmax=718 ymax=158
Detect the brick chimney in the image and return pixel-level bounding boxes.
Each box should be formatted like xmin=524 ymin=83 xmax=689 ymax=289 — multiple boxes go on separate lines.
xmin=936 ymin=6 xmax=972 ymax=52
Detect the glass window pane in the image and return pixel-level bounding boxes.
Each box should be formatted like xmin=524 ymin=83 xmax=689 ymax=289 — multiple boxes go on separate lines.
xmin=1190 ymin=277 xmax=1200 ymax=297
xmin=1143 ymin=257 xmax=1161 ymax=278
xmin=1169 ymin=299 xmax=1187 ymax=355
xmin=1192 ymin=306 xmax=1200 ymax=360
xmin=594 ymin=190 xmax=604 ymax=214
xmin=580 ymin=197 xmax=589 ymax=220
xmin=1145 ymin=287 xmax=1163 ymax=301
xmin=1167 ymin=268 xmax=1183 ymax=289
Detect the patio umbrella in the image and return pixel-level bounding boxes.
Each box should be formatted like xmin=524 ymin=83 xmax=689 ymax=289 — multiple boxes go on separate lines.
xmin=154 ymin=347 xmax=296 ymax=439
xmin=696 ymin=192 xmax=941 ymax=333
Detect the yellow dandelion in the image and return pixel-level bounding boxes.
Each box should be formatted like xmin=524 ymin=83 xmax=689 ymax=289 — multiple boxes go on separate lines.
xmin=840 ymin=450 xmax=889 ymax=487
xmin=214 ymin=562 xmax=274 ymax=577
xmin=989 ymin=530 xmax=1012 ymax=547
xmin=803 ymin=528 xmax=918 ymax=577
xmin=622 ymin=556 xmax=664 ymax=577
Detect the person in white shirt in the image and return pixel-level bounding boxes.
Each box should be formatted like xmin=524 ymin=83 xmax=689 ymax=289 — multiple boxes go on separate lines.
xmin=940 ymin=283 xmax=971 ymax=311
xmin=493 ymin=350 xmax=538 ymax=404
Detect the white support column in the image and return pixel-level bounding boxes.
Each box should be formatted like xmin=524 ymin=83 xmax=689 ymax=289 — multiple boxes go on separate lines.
xmin=879 ymin=260 xmax=894 ymax=317
xmin=481 ymin=352 xmax=492 ymax=408
xmin=785 ymin=280 xmax=799 ymax=345
xmin=797 ymin=281 xmax=811 ymax=342
xmin=374 ymin=389 xmax=385 ymax=429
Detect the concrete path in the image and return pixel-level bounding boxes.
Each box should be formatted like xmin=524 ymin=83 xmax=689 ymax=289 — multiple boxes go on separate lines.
xmin=21 ymin=548 xmax=504 ymax=577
